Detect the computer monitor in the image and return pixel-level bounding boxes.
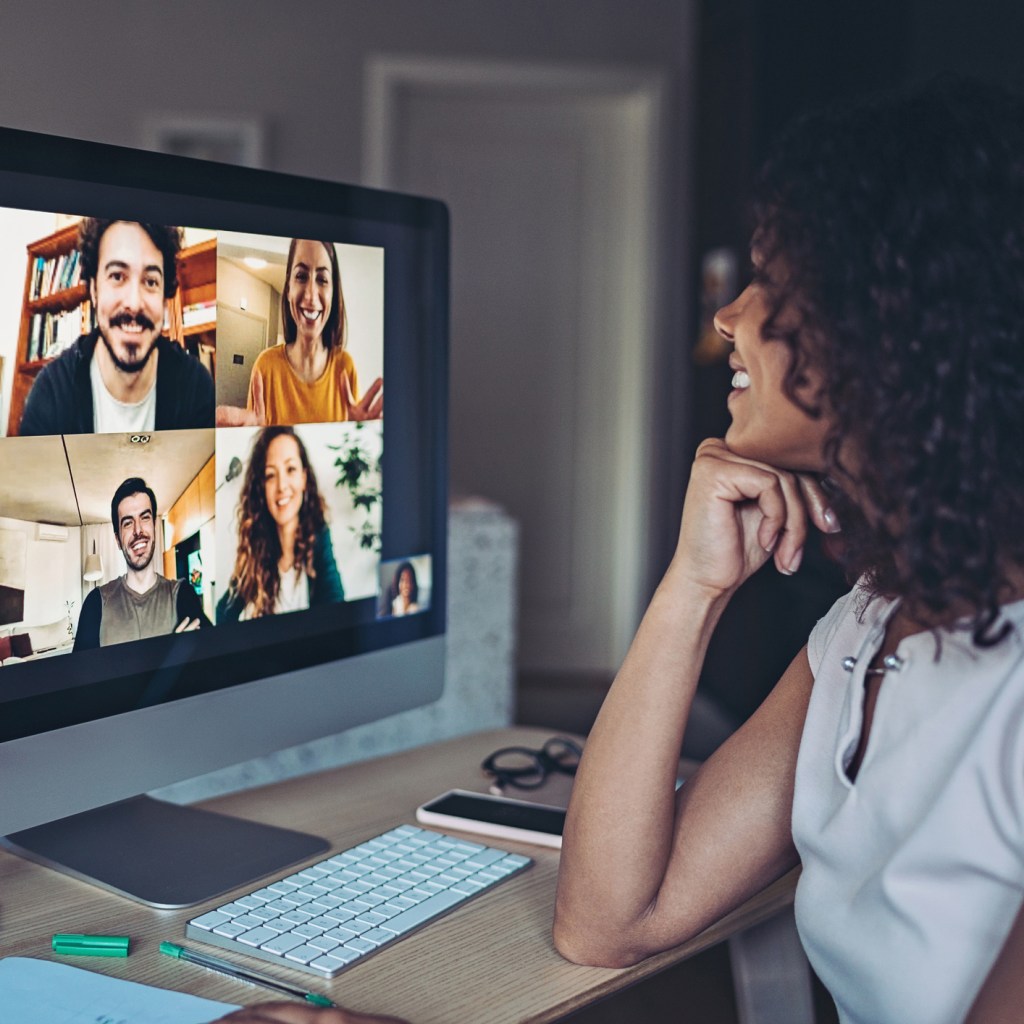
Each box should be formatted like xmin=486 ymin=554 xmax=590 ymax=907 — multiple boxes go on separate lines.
xmin=0 ymin=126 xmax=449 ymax=907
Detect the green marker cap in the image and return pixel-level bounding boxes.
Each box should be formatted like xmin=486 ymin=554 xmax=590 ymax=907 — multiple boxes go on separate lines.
xmin=52 ymin=933 xmax=130 ymax=958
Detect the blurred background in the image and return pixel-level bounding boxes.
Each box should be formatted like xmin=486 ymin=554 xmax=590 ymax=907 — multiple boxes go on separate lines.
xmin=3 ymin=0 xmax=1023 ymax=753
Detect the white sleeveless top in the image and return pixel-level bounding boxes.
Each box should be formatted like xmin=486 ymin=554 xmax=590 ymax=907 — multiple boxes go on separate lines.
xmin=793 ymin=585 xmax=1024 ymax=1024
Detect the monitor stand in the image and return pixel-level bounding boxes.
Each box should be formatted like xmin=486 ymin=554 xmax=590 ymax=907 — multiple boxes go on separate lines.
xmin=1 ymin=794 xmax=330 ymax=909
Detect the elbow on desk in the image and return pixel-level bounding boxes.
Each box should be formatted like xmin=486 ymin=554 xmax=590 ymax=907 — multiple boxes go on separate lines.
xmin=552 ymin=905 xmax=654 ymax=969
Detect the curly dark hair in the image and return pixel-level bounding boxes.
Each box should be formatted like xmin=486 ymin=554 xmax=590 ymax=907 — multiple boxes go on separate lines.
xmin=78 ymin=218 xmax=183 ymax=299
xmin=751 ymin=77 xmax=1024 ymax=644
xmin=227 ymin=427 xmax=328 ymax=618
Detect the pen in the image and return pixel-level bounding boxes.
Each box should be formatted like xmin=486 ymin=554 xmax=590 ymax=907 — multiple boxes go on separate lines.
xmin=160 ymin=941 xmax=335 ymax=1008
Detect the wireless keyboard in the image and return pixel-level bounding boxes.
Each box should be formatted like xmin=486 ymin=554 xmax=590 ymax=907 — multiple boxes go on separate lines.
xmin=185 ymin=824 xmax=532 ymax=978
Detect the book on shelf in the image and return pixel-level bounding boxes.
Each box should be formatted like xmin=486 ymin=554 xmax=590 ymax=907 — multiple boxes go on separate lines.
xmin=27 ymin=301 xmax=91 ymax=362
xmin=182 ymin=299 xmax=216 ymax=328
xmin=29 ymin=249 xmax=82 ymax=301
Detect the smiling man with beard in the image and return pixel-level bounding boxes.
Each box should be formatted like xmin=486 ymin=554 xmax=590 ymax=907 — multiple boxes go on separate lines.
xmin=73 ymin=477 xmax=210 ymax=650
xmin=19 ymin=218 xmax=214 ymax=435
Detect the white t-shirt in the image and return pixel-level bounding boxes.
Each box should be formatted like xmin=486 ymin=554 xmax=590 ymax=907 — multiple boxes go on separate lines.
xmin=238 ymin=568 xmax=310 ymax=621
xmin=90 ymin=355 xmax=156 ymax=433
xmin=793 ymin=584 xmax=1024 ymax=1024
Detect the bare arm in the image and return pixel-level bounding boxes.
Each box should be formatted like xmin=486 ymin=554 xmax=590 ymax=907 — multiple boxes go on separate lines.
xmin=966 ymin=900 xmax=1024 ymax=1023
xmin=554 ymin=439 xmax=837 ymax=967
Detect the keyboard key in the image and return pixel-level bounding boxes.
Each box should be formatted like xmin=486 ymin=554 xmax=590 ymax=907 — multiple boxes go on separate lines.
xmin=379 ymin=887 xmax=467 ymax=935
xmin=285 ymin=944 xmax=323 ymax=965
xmin=212 ymin=921 xmax=249 ymax=938
xmin=234 ymin=895 xmax=268 ymax=910
xmin=311 ymin=893 xmax=346 ymax=909
xmin=451 ymin=879 xmax=487 ymax=895
xmin=280 ymin=909 xmax=315 ymax=926
xmin=190 ymin=911 xmax=232 ymax=931
xmin=229 ymin=914 xmax=266 ymax=930
xmin=292 ymin=922 xmax=328 ymax=939
xmin=237 ymin=927 xmax=280 ymax=947
xmin=249 ymin=906 xmax=281 ymax=921
xmin=354 ymin=911 xmax=388 ymax=927
xmin=342 ymin=937 xmax=377 ymax=954
xmin=351 ymin=892 xmax=386 ymax=908
xmin=464 ymin=848 xmax=506 ymax=869
xmin=322 ymin=907 xmax=358 ymax=925
xmin=264 ymin=899 xmax=296 ymax=914
xmin=325 ymin=945 xmax=363 ymax=964
xmin=262 ymin=917 xmax=293 ymax=934
xmin=259 ymin=933 xmax=306 ymax=956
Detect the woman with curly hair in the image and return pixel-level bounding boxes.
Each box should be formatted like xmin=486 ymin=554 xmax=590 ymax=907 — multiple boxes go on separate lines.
xmin=555 ymin=79 xmax=1024 ymax=1023
xmin=218 ymin=427 xmax=344 ymax=622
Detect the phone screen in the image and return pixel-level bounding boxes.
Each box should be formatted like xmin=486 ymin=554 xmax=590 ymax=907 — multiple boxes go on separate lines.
xmin=422 ymin=793 xmax=566 ymax=836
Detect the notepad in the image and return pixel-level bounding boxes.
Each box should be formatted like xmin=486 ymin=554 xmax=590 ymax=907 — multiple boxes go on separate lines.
xmin=0 ymin=956 xmax=239 ymax=1024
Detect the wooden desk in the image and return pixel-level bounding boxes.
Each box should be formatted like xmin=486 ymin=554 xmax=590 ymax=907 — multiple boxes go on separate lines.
xmin=0 ymin=727 xmax=798 ymax=1023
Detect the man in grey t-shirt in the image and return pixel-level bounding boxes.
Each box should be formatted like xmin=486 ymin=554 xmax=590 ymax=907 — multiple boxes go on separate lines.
xmin=74 ymin=477 xmax=210 ymax=651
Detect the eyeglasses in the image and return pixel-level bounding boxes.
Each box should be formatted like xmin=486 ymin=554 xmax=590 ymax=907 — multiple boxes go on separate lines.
xmin=481 ymin=736 xmax=582 ymax=795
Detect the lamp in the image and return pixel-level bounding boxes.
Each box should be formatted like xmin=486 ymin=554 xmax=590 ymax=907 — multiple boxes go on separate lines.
xmin=83 ymin=540 xmax=103 ymax=583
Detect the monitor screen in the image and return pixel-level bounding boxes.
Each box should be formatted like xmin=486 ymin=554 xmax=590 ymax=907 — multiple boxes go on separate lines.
xmin=0 ymin=127 xmax=448 ymax=903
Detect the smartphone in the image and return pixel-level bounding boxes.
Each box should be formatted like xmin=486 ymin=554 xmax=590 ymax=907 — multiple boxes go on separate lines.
xmin=416 ymin=789 xmax=566 ymax=849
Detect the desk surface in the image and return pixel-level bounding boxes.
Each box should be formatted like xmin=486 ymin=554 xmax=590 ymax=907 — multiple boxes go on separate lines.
xmin=0 ymin=727 xmax=797 ymax=1023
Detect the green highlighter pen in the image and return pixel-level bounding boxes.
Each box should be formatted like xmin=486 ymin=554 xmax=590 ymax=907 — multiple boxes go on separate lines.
xmin=160 ymin=941 xmax=335 ymax=1008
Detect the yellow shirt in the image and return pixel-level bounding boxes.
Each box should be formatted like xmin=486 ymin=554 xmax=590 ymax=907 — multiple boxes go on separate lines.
xmin=249 ymin=344 xmax=359 ymax=426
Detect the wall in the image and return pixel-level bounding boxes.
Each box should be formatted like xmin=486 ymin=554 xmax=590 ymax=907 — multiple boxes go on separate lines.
xmin=0 ymin=516 xmax=81 ymax=633
xmin=1 ymin=3 xmax=693 ymax=181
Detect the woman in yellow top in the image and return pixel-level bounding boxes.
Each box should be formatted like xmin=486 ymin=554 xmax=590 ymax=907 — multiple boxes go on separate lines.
xmin=239 ymin=239 xmax=383 ymax=426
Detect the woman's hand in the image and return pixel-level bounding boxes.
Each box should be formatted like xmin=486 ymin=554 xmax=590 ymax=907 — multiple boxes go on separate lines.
xmin=671 ymin=438 xmax=839 ymax=600
xmin=344 ymin=375 xmax=383 ymax=421
xmin=216 ymin=370 xmax=267 ymax=427
xmin=211 ymin=1001 xmax=409 ymax=1023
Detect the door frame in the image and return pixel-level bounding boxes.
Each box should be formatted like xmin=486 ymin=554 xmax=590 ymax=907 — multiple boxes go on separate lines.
xmin=363 ymin=55 xmax=667 ymax=671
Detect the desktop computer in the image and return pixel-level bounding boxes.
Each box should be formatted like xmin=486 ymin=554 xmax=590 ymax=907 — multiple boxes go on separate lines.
xmin=0 ymin=126 xmax=450 ymax=908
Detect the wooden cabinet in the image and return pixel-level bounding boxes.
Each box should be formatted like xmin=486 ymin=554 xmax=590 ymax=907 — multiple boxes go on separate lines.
xmin=7 ymin=224 xmax=217 ymax=435
xmin=168 ymin=237 xmax=217 ymax=381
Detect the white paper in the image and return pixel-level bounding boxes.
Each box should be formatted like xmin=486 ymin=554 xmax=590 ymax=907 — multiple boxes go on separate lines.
xmin=0 ymin=957 xmax=239 ymax=1024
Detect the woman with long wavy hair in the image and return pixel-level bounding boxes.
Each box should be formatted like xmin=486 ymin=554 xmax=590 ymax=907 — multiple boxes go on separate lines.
xmin=218 ymin=426 xmax=343 ymax=622
xmin=555 ymin=78 xmax=1024 ymax=1024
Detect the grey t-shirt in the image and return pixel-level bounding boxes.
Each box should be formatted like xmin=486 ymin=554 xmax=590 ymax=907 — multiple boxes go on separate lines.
xmin=97 ymin=575 xmax=183 ymax=648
